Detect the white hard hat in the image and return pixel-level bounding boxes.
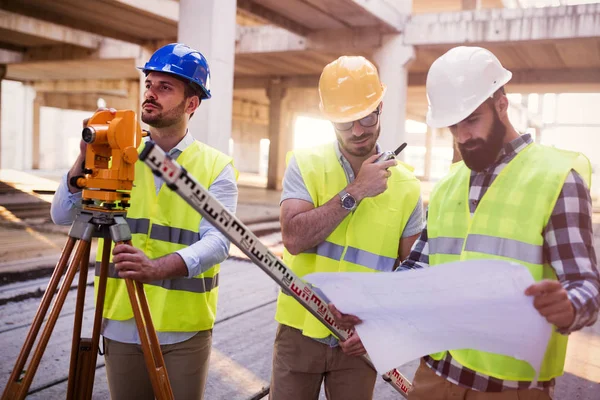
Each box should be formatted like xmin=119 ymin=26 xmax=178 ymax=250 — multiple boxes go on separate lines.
xmin=425 ymin=46 xmax=512 ymax=128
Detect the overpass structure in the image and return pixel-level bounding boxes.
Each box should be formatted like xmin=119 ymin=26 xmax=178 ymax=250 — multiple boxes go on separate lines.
xmin=0 ymin=0 xmax=599 ymax=187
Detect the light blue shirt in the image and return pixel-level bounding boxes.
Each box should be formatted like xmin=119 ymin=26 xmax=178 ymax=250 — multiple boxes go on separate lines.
xmin=50 ymin=132 xmax=238 ymax=344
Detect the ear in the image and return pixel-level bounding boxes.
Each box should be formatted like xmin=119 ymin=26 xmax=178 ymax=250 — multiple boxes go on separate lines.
xmin=495 ymin=94 xmax=509 ymax=118
xmin=186 ymin=95 xmax=200 ymax=115
xmin=379 ymin=101 xmax=383 ymax=114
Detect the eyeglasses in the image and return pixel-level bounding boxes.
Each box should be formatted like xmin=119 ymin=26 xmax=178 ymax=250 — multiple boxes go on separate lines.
xmin=333 ymin=108 xmax=381 ymax=131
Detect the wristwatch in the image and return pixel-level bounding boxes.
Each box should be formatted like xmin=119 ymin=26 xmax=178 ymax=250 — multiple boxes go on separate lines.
xmin=338 ymin=189 xmax=357 ymax=211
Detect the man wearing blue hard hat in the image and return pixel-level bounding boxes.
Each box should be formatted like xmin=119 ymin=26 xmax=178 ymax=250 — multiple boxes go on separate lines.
xmin=51 ymin=43 xmax=238 ymax=399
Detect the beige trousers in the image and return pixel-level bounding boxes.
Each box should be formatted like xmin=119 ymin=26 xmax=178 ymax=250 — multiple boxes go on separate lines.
xmin=408 ymin=360 xmax=552 ymax=400
xmin=104 ymin=330 xmax=212 ymax=400
xmin=270 ymin=324 xmax=377 ymax=400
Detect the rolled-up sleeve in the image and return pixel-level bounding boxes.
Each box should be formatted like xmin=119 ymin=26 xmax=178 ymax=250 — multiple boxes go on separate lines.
xmin=50 ymin=174 xmax=82 ymax=226
xmin=176 ymin=164 xmax=239 ymax=278
xmin=544 ymin=170 xmax=600 ymax=334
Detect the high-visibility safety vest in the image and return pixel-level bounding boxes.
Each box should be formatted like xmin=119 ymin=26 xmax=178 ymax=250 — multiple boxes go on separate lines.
xmin=275 ymin=143 xmax=421 ymax=338
xmin=427 ymin=143 xmax=591 ymax=381
xmin=95 ymin=141 xmax=236 ymax=332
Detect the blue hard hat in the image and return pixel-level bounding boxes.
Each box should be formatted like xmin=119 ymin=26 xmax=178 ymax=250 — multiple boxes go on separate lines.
xmin=140 ymin=43 xmax=211 ymax=99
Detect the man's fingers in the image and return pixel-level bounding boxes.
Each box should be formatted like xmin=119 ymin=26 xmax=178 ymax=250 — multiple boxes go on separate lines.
xmin=113 ymin=244 xmax=138 ymax=255
xmin=113 ymin=253 xmax=141 ymax=265
xmin=536 ymin=301 xmax=572 ymax=317
xmin=114 ymin=261 xmax=140 ymax=272
xmin=525 ymin=280 xmax=562 ymax=296
xmin=532 ymin=290 xmax=569 ymax=309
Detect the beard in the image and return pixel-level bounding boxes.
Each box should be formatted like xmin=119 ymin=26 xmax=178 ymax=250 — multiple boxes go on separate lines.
xmin=141 ymin=98 xmax=187 ymax=128
xmin=458 ymin=111 xmax=507 ymax=172
xmin=337 ymin=124 xmax=380 ymax=157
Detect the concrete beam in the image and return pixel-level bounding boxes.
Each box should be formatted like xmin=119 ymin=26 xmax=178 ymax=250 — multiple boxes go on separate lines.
xmin=235 ymin=25 xmax=382 ymax=54
xmin=237 ymin=0 xmax=309 ymax=36
xmin=234 ymin=75 xmax=319 ymax=90
xmin=0 ymin=49 xmax=23 ymax=64
xmin=112 ymin=0 xmax=179 ymax=23
xmin=408 ymin=68 xmax=600 ymax=91
xmin=22 ymin=39 xmax=143 ymax=63
xmin=404 ymin=3 xmax=600 ymax=45
xmin=31 ymin=79 xmax=137 ymax=96
xmin=348 ymin=0 xmax=410 ymax=32
xmin=0 ymin=10 xmax=104 ymax=49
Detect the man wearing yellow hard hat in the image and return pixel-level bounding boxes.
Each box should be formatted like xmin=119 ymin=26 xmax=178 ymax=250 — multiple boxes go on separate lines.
xmin=331 ymin=46 xmax=599 ymax=400
xmin=269 ymin=56 xmax=424 ymax=399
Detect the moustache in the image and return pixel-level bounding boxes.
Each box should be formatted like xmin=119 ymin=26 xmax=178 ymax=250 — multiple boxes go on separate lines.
xmin=458 ymin=139 xmax=485 ymax=151
xmin=351 ymin=134 xmax=372 ymax=143
xmin=142 ymin=100 xmax=161 ymax=109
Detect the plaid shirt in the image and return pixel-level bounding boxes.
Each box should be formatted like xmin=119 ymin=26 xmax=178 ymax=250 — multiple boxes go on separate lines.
xmin=399 ymin=134 xmax=600 ymax=395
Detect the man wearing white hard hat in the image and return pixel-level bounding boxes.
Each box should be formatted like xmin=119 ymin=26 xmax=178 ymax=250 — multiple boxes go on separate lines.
xmin=270 ymin=56 xmax=424 ymax=399
xmin=331 ymin=46 xmax=599 ymax=399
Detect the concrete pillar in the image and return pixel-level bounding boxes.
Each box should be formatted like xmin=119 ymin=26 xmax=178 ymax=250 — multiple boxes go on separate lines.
xmin=424 ymin=126 xmax=434 ymax=181
xmin=373 ymin=35 xmax=414 ymax=158
xmin=0 ymin=64 xmax=5 ymax=169
xmin=266 ymin=79 xmax=287 ymax=190
xmin=32 ymin=94 xmax=44 ymax=169
xmin=178 ymin=0 xmax=237 ymax=154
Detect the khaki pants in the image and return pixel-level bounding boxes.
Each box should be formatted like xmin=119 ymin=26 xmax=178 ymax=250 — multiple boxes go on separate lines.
xmin=408 ymin=360 xmax=552 ymax=400
xmin=270 ymin=324 xmax=377 ymax=400
xmin=104 ymin=330 xmax=212 ymax=400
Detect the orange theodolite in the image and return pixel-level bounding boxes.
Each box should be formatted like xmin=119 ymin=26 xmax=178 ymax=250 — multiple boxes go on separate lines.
xmin=70 ymin=109 xmax=145 ymax=209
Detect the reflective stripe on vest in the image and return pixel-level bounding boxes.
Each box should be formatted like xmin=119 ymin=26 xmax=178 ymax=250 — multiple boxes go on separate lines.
xmin=275 ymin=142 xmax=422 ymax=338
xmin=95 ymin=262 xmax=218 ymax=293
xmin=304 ymin=242 xmax=396 ymax=272
xmin=427 ymin=143 xmax=591 ymax=381
xmin=430 ymin=235 xmax=544 ymax=265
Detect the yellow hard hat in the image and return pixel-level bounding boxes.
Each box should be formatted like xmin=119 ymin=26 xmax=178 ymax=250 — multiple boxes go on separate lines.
xmin=318 ymin=56 xmax=386 ymax=123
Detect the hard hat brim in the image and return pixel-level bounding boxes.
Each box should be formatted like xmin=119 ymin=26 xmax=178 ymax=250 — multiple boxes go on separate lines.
xmin=320 ymin=84 xmax=387 ymax=123
xmin=138 ymin=66 xmax=212 ymax=100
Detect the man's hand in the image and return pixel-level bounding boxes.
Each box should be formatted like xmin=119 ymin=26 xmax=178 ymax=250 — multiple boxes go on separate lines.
xmin=329 ymin=303 xmax=362 ymax=330
xmin=347 ymin=154 xmax=396 ymax=202
xmin=339 ymin=330 xmax=367 ymax=357
xmin=525 ymin=280 xmax=575 ymax=329
xmin=113 ymin=244 xmax=161 ymax=283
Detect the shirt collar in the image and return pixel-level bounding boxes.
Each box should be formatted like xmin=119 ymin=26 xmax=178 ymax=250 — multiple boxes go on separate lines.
xmin=479 ymin=133 xmax=533 ymax=173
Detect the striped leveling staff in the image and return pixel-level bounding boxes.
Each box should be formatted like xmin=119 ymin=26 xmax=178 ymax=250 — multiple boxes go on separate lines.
xmin=139 ymin=141 xmax=412 ymax=397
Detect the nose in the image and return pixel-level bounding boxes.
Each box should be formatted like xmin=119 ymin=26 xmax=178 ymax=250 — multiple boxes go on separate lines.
xmin=453 ymin=124 xmax=472 ymax=144
xmin=144 ymin=85 xmax=157 ymax=100
xmin=351 ymin=121 xmax=365 ymax=136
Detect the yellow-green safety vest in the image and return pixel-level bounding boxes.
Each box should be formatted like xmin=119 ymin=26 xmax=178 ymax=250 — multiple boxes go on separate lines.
xmin=95 ymin=141 xmax=237 ymax=332
xmin=427 ymin=142 xmax=591 ymax=381
xmin=275 ymin=143 xmax=422 ymax=338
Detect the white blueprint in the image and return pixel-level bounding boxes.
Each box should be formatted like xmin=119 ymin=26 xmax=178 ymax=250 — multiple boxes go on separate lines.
xmin=306 ymin=259 xmax=552 ymax=376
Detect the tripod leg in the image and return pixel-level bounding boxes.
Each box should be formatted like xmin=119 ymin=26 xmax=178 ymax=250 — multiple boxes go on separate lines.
xmin=1 ymin=237 xmax=88 ymax=400
xmin=66 ymin=240 xmax=92 ymax=400
xmin=124 ymin=276 xmax=174 ymax=400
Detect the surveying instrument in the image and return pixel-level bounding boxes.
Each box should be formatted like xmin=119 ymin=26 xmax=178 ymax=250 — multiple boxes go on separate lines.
xmin=2 ymin=110 xmax=174 ymax=400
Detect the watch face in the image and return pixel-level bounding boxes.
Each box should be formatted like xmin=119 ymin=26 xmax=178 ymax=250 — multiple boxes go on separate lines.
xmin=342 ymin=194 xmax=356 ymax=209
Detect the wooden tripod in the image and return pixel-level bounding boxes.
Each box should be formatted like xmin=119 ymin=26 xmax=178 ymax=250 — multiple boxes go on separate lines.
xmin=1 ymin=209 xmax=174 ymax=400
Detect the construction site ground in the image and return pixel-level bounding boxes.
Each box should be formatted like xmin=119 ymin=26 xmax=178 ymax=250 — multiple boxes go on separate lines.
xmin=0 ymin=169 xmax=598 ymax=399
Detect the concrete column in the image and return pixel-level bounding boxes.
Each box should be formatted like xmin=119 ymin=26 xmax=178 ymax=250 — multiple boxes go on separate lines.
xmin=178 ymin=0 xmax=237 ymax=154
xmin=373 ymin=35 xmax=414 ymax=158
xmin=266 ymin=79 xmax=287 ymax=190
xmin=424 ymin=126 xmax=434 ymax=181
xmin=32 ymin=94 xmax=44 ymax=169
xmin=0 ymin=64 xmax=5 ymax=169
